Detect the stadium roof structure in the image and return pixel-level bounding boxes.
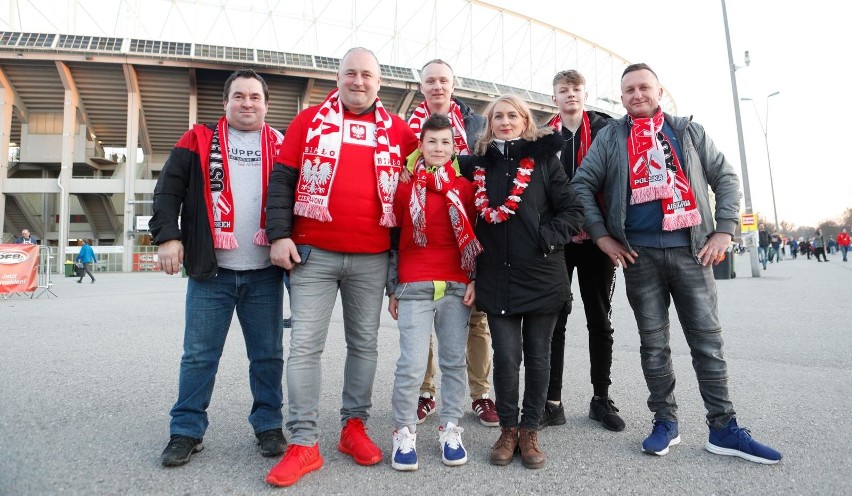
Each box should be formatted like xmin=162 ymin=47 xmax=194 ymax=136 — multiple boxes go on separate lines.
xmin=0 ymin=0 xmax=677 ymax=270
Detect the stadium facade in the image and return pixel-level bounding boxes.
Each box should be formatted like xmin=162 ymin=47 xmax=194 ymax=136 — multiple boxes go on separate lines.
xmin=0 ymin=0 xmax=675 ymax=272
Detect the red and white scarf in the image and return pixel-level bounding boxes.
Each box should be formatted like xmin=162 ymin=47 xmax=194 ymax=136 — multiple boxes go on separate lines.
xmin=549 ymin=111 xmax=593 ymax=241
xmin=547 ymin=111 xmax=591 ymax=165
xmin=294 ymin=89 xmax=402 ymax=227
xmin=407 ymin=100 xmax=471 ymax=155
xmin=627 ymin=109 xmax=701 ymax=231
xmin=206 ymin=117 xmax=280 ymax=249
xmin=410 ymin=155 xmax=483 ymax=271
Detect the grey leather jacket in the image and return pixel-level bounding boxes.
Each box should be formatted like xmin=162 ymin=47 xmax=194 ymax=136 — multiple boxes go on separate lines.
xmin=571 ymin=112 xmax=741 ymax=257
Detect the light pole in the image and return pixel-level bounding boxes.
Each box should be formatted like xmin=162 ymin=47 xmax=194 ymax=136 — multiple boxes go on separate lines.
xmin=721 ymin=0 xmax=761 ymax=278
xmin=741 ymin=91 xmax=781 ymax=232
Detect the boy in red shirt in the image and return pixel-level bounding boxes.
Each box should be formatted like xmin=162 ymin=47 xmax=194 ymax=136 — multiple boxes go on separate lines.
xmin=386 ymin=114 xmax=482 ymax=470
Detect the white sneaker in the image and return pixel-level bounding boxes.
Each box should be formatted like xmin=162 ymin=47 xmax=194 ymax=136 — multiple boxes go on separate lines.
xmin=391 ymin=427 xmax=418 ymax=471
xmin=438 ymin=422 xmax=467 ymax=466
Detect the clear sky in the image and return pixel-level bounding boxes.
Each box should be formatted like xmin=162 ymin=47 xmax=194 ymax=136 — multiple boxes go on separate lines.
xmin=486 ymin=0 xmax=850 ymax=228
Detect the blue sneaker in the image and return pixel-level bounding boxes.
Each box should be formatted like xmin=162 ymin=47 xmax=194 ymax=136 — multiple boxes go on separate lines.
xmin=706 ymin=418 xmax=782 ymax=464
xmin=439 ymin=422 xmax=467 ymax=466
xmin=642 ymin=420 xmax=681 ymax=456
xmin=391 ymin=427 xmax=418 ymax=471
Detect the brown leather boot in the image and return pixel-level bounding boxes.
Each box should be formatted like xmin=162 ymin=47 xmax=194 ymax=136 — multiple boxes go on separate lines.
xmin=518 ymin=428 xmax=545 ymax=469
xmin=489 ymin=427 xmax=518 ymax=466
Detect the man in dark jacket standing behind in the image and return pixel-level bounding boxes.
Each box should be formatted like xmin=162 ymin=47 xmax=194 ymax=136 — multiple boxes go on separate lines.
xmin=541 ymin=69 xmax=624 ymax=432
xmin=406 ymin=59 xmax=499 ymax=428
xmin=151 ymin=69 xmax=287 ymax=468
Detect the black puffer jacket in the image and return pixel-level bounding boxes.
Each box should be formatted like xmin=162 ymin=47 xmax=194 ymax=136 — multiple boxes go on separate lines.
xmin=472 ymin=132 xmax=584 ymax=316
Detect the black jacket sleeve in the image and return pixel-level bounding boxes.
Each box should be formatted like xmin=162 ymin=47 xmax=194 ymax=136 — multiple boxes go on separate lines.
xmin=150 ymin=147 xmax=193 ymax=245
xmin=265 ymin=164 xmax=299 ymax=241
xmin=539 ymin=155 xmax=584 ymax=252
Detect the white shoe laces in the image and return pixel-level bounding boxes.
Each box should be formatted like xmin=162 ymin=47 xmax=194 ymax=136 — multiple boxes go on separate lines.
xmin=394 ymin=428 xmax=416 ymax=454
xmin=439 ymin=423 xmax=465 ymax=450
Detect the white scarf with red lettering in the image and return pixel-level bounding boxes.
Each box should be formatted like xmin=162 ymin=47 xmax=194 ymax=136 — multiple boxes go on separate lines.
xmin=627 ymin=109 xmax=701 ymax=231
xmin=294 ymin=89 xmax=402 ymax=227
xmin=407 ymin=100 xmax=471 ymax=155
xmin=206 ymin=117 xmax=280 ymax=249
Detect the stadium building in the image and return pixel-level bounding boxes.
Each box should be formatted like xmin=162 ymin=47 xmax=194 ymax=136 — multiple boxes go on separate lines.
xmin=0 ymin=0 xmax=675 ymax=272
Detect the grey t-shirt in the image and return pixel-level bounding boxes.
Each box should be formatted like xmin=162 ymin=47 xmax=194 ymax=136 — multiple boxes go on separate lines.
xmin=215 ymin=127 xmax=271 ymax=270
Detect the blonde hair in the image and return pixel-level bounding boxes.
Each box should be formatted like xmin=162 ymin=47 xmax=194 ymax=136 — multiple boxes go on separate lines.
xmin=475 ymin=94 xmax=553 ymax=155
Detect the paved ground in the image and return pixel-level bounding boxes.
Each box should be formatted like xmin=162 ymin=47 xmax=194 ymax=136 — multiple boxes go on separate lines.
xmin=1 ymin=252 xmax=850 ymax=495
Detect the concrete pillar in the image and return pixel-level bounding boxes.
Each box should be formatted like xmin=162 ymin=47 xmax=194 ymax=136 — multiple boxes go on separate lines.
xmin=58 ymin=89 xmax=77 ymax=267
xmin=122 ymin=94 xmax=140 ymax=272
xmin=0 ymin=84 xmax=11 ymax=240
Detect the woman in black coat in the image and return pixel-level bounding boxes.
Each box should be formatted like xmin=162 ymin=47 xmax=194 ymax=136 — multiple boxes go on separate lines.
xmin=469 ymin=94 xmax=583 ymax=469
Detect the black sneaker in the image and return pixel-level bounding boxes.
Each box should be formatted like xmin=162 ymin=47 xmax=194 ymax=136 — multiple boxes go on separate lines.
xmin=161 ymin=435 xmax=203 ymax=467
xmin=539 ymin=401 xmax=566 ymax=429
xmin=589 ymin=396 xmax=626 ymax=432
xmin=257 ymin=428 xmax=287 ymax=457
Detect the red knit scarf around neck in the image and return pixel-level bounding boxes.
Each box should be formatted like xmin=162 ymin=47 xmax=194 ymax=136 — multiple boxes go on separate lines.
xmin=549 ymin=111 xmax=593 ymax=241
xmin=409 ymin=155 xmax=483 ymax=271
xmin=547 ymin=110 xmax=591 ymax=165
xmin=627 ymin=109 xmax=701 ymax=231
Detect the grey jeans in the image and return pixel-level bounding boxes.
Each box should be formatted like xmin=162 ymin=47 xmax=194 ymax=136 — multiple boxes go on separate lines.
xmin=622 ymin=246 xmax=735 ymax=429
xmin=391 ymin=281 xmax=471 ymax=431
xmin=286 ymin=247 xmax=388 ymax=446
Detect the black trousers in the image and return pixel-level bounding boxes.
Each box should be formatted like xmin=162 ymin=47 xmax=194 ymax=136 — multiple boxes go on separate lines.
xmin=548 ymin=241 xmax=616 ymax=401
xmin=488 ymin=312 xmax=557 ymax=430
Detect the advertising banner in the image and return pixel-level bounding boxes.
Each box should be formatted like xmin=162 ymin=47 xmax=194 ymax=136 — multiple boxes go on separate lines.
xmin=0 ymin=244 xmax=39 ymax=293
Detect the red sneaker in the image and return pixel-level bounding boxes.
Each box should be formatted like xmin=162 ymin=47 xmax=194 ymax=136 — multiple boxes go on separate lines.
xmin=338 ymin=418 xmax=382 ymax=465
xmin=417 ymin=393 xmax=436 ymax=424
xmin=266 ymin=443 xmax=323 ymax=487
xmin=472 ymin=395 xmax=500 ymax=427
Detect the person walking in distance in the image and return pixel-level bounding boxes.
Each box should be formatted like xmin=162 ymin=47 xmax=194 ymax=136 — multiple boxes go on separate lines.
xmin=75 ymin=239 xmax=96 ymax=283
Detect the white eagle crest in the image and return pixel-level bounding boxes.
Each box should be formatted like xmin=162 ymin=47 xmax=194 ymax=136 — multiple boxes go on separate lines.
xmin=301 ymin=157 xmax=332 ymax=194
xmin=379 ymin=169 xmax=399 ymax=200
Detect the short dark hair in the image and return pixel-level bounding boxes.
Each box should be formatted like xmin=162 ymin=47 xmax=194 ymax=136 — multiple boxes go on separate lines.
xmin=552 ymin=69 xmax=585 ymax=88
xmin=421 ymin=58 xmax=454 ymax=73
xmin=622 ymin=63 xmax=658 ymax=80
xmin=420 ymin=114 xmax=453 ymax=137
xmin=223 ymin=69 xmax=269 ymax=103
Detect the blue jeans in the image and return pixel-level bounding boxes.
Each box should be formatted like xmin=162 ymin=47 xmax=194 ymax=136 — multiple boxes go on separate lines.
xmin=758 ymin=246 xmax=768 ymax=269
xmin=392 ymin=283 xmax=471 ymax=431
xmin=487 ymin=312 xmax=557 ymax=430
xmin=169 ymin=265 xmax=285 ymax=439
xmin=286 ymin=247 xmax=388 ymax=446
xmin=841 ymin=245 xmax=849 ymax=261
xmin=622 ymin=247 xmax=735 ymax=429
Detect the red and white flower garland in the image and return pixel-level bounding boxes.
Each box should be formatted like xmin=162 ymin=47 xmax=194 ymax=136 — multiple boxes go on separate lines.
xmin=473 ymin=157 xmax=535 ymax=223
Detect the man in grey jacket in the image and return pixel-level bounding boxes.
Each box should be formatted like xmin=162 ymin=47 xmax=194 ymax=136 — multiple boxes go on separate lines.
xmin=572 ymin=63 xmax=781 ymax=465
